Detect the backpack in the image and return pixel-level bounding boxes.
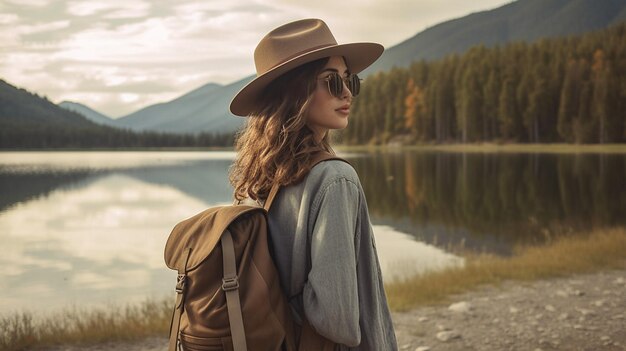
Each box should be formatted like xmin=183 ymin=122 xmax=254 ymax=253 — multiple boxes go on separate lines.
xmin=164 ymin=152 xmax=344 ymax=351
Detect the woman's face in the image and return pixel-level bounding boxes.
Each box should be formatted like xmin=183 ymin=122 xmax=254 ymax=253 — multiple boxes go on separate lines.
xmin=307 ymin=56 xmax=353 ymax=141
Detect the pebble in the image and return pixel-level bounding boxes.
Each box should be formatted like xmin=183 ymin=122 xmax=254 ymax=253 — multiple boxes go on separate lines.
xmin=448 ymin=301 xmax=472 ymax=313
xmin=592 ymin=300 xmax=605 ymax=307
xmin=558 ymin=313 xmax=569 ymax=320
xmin=576 ymin=307 xmax=595 ymax=316
xmin=509 ymin=306 xmax=519 ymax=314
xmin=601 ymin=336 xmax=611 ymax=341
xmin=436 ymin=330 xmax=460 ymax=342
xmin=613 ymin=277 xmax=625 ymax=285
xmin=545 ymin=305 xmax=556 ymax=312
xmin=415 ymin=347 xmax=431 ymax=351
xmin=418 ymin=317 xmax=428 ymax=323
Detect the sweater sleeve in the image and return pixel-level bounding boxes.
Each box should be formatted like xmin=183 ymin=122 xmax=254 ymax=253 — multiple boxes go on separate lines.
xmin=302 ymin=177 xmax=361 ymax=347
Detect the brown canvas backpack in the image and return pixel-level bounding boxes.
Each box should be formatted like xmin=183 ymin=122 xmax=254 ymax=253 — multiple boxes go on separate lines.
xmin=164 ymin=152 xmax=343 ymax=351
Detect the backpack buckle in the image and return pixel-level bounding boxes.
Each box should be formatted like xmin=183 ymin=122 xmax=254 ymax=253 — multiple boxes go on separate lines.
xmin=175 ymin=274 xmax=186 ymax=293
xmin=222 ymin=276 xmax=239 ymax=291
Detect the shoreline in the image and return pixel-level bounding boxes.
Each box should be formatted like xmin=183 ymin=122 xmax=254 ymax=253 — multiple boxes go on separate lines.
xmin=34 ymin=267 xmax=626 ymax=351
xmin=1 ymin=143 xmax=626 ymax=153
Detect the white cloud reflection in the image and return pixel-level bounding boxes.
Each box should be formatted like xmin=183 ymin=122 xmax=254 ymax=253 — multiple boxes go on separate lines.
xmin=373 ymin=225 xmax=464 ymax=283
xmin=0 ymin=174 xmax=211 ymax=313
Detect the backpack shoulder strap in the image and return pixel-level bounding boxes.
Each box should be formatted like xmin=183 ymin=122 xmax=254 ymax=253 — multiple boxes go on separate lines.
xmin=221 ymin=229 xmax=248 ymax=351
xmin=263 ymin=151 xmax=348 ymax=211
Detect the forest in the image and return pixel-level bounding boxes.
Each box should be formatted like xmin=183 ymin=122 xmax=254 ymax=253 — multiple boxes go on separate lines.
xmin=342 ymin=22 xmax=626 ymax=145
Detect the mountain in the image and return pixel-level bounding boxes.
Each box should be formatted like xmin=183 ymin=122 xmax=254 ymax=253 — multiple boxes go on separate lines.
xmin=0 ymin=79 xmax=233 ymax=148
xmin=58 ymin=101 xmax=118 ymax=127
xmin=363 ymin=0 xmax=626 ymax=75
xmin=114 ymin=81 xmax=249 ymax=134
xmin=0 ymin=79 xmax=101 ymax=129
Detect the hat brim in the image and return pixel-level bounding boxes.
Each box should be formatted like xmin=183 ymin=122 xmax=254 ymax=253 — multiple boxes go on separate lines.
xmin=229 ymin=42 xmax=384 ymax=117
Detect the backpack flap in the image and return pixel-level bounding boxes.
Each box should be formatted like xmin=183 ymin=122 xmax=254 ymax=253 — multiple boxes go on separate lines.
xmin=164 ymin=205 xmax=263 ymax=272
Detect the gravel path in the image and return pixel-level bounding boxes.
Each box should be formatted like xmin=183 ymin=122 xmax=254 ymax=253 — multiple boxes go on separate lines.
xmin=393 ymin=268 xmax=626 ymax=351
xmin=42 ymin=268 xmax=626 ymax=351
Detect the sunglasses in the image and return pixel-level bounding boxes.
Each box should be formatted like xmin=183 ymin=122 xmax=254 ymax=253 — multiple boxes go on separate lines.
xmin=319 ymin=72 xmax=361 ymax=98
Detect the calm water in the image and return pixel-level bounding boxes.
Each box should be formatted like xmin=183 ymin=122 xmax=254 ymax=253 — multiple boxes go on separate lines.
xmin=0 ymin=150 xmax=624 ymax=315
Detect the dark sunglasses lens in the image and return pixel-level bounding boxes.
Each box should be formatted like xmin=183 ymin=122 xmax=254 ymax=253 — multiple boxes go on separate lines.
xmin=329 ymin=73 xmax=343 ymax=97
xmin=349 ymin=74 xmax=360 ymax=97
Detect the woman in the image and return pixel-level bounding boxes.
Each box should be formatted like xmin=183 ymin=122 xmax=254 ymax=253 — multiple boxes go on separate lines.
xmin=229 ymin=19 xmax=398 ymax=350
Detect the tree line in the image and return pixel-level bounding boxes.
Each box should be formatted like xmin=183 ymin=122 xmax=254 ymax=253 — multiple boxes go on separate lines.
xmin=343 ymin=22 xmax=626 ymax=144
xmin=0 ymin=122 xmax=234 ymax=149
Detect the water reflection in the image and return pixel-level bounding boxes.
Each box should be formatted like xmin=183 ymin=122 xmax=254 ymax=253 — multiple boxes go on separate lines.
xmin=1 ymin=150 xmax=623 ymax=314
xmin=0 ymin=174 xmax=209 ymax=314
xmin=1 ymin=152 xmax=458 ymax=314
xmin=351 ymin=151 xmax=626 ymax=253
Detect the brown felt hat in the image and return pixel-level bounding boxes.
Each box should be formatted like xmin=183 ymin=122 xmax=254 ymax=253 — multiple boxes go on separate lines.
xmin=229 ymin=18 xmax=384 ymax=117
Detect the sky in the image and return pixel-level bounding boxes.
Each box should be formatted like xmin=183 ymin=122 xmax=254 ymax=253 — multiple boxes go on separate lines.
xmin=0 ymin=0 xmax=513 ymax=118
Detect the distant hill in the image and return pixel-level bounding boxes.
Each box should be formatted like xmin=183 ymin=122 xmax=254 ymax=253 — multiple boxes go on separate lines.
xmin=110 ymin=0 xmax=626 ymax=135
xmin=0 ymin=79 xmax=233 ymax=148
xmin=58 ymin=101 xmax=118 ymax=127
xmin=0 ymin=79 xmax=102 ymax=130
xmin=363 ymin=0 xmax=626 ymax=75
xmin=114 ymin=81 xmax=249 ymax=134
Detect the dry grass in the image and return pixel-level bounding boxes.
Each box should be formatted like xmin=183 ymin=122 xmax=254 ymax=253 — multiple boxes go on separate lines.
xmin=0 ymin=298 xmax=172 ymax=351
xmin=384 ymin=227 xmax=626 ymax=311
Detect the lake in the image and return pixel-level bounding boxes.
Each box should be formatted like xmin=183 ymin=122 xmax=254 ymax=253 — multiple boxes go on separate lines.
xmin=0 ymin=150 xmax=624 ymax=316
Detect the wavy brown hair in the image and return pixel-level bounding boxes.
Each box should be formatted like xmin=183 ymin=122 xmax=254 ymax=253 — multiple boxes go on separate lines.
xmin=229 ymin=57 xmax=335 ymax=202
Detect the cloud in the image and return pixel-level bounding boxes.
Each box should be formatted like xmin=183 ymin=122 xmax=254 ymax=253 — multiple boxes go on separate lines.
xmin=66 ymin=0 xmax=151 ymax=18
xmin=0 ymin=0 xmax=512 ymax=117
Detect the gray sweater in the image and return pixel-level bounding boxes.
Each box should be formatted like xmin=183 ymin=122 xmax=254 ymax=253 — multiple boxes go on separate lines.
xmin=266 ymin=160 xmax=398 ymax=350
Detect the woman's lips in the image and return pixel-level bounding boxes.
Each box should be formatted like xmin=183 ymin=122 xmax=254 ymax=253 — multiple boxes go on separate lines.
xmin=336 ymin=105 xmax=350 ymax=114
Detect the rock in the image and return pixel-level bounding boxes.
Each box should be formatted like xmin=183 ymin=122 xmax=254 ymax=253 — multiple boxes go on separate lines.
xmin=601 ymin=336 xmax=611 ymax=341
xmin=613 ymin=277 xmax=625 ymax=285
xmin=558 ymin=313 xmax=569 ymax=320
xmin=415 ymin=347 xmax=431 ymax=351
xmin=545 ymin=305 xmax=556 ymax=312
xmin=573 ymin=289 xmax=585 ymax=296
xmin=576 ymin=308 xmax=595 ymax=316
xmin=401 ymin=344 xmax=411 ymax=350
xmin=436 ymin=324 xmax=449 ymax=331
xmin=509 ymin=306 xmax=519 ymax=314
xmin=448 ymin=301 xmax=472 ymax=313
xmin=592 ymin=300 xmax=605 ymax=307
xmin=436 ymin=330 xmax=460 ymax=342
xmin=418 ymin=317 xmax=428 ymax=323
xmin=556 ymin=289 xmax=568 ymax=297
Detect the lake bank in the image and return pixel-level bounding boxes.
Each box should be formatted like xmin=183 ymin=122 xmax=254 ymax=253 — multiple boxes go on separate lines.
xmin=336 ymin=143 xmax=626 ymax=154
xmin=2 ymin=143 xmax=626 ymax=153
xmin=3 ymin=227 xmax=624 ymax=351
xmin=34 ymin=268 xmax=625 ymax=351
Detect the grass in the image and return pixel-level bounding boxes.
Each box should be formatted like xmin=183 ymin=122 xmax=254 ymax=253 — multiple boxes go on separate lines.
xmin=0 ymin=298 xmax=172 ymax=351
xmin=1 ymin=227 xmax=625 ymax=350
xmin=384 ymin=227 xmax=626 ymax=311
